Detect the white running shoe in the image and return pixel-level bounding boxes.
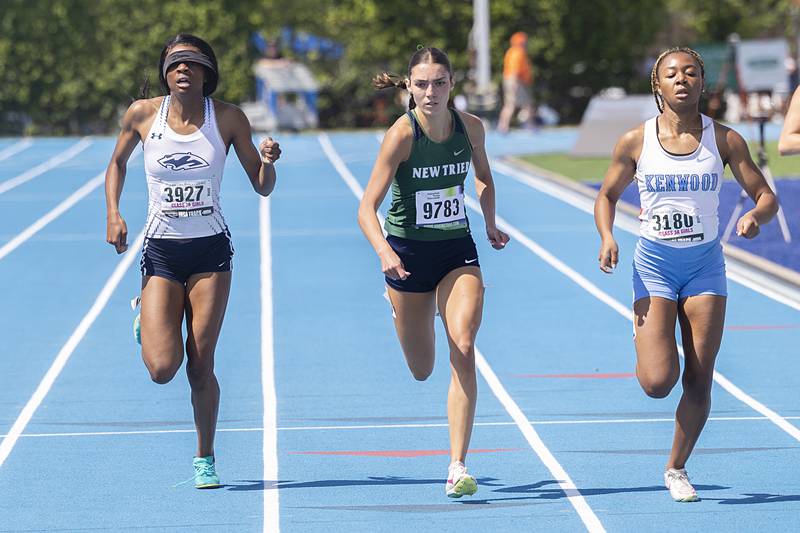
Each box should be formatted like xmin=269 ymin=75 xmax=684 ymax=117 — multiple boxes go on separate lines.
xmin=664 ymin=468 xmax=699 ymax=502
xmin=446 ymin=461 xmax=477 ymax=498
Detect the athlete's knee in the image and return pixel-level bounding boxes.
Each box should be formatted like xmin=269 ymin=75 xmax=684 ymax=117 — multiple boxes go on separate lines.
xmin=186 ymin=357 xmax=215 ymax=386
xmin=449 ymin=342 xmax=476 ymax=377
xmin=144 ymin=357 xmax=181 ymax=384
xmin=450 ymin=334 xmax=476 ymax=359
xmin=407 ymin=356 xmax=434 ymax=381
xmin=638 ymin=373 xmax=678 ymax=399
xmin=681 ymin=370 xmax=713 ymax=400
xmin=410 ymin=366 xmax=433 ymax=381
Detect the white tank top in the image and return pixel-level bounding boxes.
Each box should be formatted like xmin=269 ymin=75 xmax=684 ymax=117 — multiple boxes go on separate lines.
xmin=635 ymin=114 xmax=724 ymax=248
xmin=142 ymin=96 xmax=228 ymax=239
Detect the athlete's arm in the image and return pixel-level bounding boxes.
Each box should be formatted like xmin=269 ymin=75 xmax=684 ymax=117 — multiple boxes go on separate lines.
xmin=222 ymin=103 xmax=280 ymax=196
xmin=594 ymin=126 xmax=641 ymax=272
xmin=779 ymin=87 xmax=800 ymax=155
xmin=461 ymin=111 xmax=509 ymax=250
xmin=718 ymin=124 xmax=778 ymax=238
xmin=104 ymin=99 xmax=153 ymax=254
xmin=358 ymin=118 xmax=413 ymax=280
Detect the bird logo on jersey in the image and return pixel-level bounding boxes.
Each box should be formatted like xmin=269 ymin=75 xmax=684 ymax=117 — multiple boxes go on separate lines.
xmin=157 ymin=152 xmax=210 ymax=171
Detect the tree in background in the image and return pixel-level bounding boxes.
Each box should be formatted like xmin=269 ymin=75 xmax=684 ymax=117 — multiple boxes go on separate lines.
xmin=0 ymin=0 xmax=794 ymax=134
xmin=0 ymin=0 xmax=261 ymax=134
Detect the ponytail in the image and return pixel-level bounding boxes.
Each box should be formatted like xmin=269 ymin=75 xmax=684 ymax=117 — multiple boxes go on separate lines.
xmin=139 ymin=71 xmax=151 ymax=100
xmin=372 ymin=72 xmax=417 ymax=110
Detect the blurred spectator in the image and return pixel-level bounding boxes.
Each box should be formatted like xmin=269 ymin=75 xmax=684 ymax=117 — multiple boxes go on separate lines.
xmin=497 ymin=31 xmax=535 ymax=133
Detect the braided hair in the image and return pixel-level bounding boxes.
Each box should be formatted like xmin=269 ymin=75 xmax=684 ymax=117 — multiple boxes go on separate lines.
xmin=650 ymin=47 xmax=705 ymax=114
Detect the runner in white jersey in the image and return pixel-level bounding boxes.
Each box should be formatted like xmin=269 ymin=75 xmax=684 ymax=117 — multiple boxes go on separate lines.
xmin=594 ymin=47 xmax=777 ymax=502
xmin=104 ymin=33 xmax=281 ymax=489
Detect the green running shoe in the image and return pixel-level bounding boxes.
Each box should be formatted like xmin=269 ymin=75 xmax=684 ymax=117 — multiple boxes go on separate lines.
xmin=446 ymin=461 xmax=477 ymax=498
xmin=133 ymin=314 xmax=141 ymax=345
xmin=193 ymin=456 xmax=220 ymax=489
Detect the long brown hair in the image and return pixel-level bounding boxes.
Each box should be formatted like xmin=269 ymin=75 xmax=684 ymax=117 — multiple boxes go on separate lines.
xmin=373 ymin=47 xmax=453 ymax=110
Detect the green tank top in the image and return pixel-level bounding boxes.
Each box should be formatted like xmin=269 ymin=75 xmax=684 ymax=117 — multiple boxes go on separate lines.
xmin=384 ymin=109 xmax=473 ymax=241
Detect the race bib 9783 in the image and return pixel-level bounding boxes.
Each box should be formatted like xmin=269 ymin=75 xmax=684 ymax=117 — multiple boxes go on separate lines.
xmin=415 ymin=185 xmax=466 ymax=227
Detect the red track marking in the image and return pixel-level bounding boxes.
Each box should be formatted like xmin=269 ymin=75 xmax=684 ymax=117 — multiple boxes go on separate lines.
xmin=725 ymin=324 xmax=800 ymax=331
xmin=513 ymin=373 xmax=636 ymax=379
xmin=289 ymin=448 xmax=520 ymax=457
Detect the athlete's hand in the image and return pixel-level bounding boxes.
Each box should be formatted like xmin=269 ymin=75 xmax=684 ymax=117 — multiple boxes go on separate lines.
xmin=378 ymin=246 xmax=410 ymax=281
xmin=736 ymin=212 xmax=760 ymax=239
xmin=598 ymin=238 xmax=618 ymax=273
xmin=106 ymin=214 xmax=128 ymax=254
xmin=259 ymin=137 xmax=281 ymax=164
xmin=487 ymin=226 xmax=510 ymax=250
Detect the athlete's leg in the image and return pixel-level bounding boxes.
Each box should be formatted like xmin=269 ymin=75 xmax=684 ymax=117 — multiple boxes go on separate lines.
xmin=386 ymin=287 xmax=437 ymax=381
xmin=184 ymin=271 xmax=232 ymax=458
xmin=437 ymin=266 xmax=483 ymax=464
xmin=140 ymin=276 xmax=186 ymax=384
xmin=633 ymin=296 xmax=681 ymax=398
xmin=668 ymin=295 xmax=726 ymax=469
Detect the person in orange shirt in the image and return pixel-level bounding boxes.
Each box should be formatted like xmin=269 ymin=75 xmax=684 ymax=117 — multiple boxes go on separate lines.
xmin=497 ymin=31 xmax=534 ymax=133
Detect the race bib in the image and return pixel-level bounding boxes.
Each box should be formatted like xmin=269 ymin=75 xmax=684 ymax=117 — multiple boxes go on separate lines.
xmin=161 ymin=180 xmax=214 ymax=218
xmin=415 ymin=186 xmax=466 ymax=227
xmin=645 ymin=205 xmax=704 ymax=242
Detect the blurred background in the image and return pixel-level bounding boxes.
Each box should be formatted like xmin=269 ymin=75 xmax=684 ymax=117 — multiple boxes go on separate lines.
xmin=1 ymin=0 xmax=798 ymax=274
xmin=1 ymin=0 xmax=798 ymax=135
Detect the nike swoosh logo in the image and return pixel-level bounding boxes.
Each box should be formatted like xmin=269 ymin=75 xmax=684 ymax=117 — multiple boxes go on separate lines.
xmin=696 ymin=155 xmax=712 ymax=162
xmin=454 ymin=149 xmax=465 ymax=156
xmin=464 ymin=258 xmax=478 ymax=264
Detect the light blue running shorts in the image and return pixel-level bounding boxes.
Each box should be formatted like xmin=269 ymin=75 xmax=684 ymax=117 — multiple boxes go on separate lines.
xmin=632 ymin=237 xmax=727 ymax=302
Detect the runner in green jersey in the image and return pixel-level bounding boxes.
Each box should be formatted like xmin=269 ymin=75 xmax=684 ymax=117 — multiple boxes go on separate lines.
xmin=358 ymin=46 xmax=509 ymax=499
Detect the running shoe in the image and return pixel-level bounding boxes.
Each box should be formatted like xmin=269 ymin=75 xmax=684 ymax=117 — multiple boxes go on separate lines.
xmin=131 ymin=296 xmax=141 ymax=345
xmin=664 ymin=467 xmax=698 ymax=502
xmin=446 ymin=461 xmax=477 ymax=498
xmin=193 ymin=456 xmax=221 ymax=489
xmin=133 ymin=314 xmax=141 ymax=345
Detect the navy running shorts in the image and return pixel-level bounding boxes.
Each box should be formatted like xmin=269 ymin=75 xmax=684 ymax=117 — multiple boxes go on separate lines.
xmin=141 ymin=231 xmax=234 ymax=284
xmin=385 ymin=234 xmax=480 ymax=293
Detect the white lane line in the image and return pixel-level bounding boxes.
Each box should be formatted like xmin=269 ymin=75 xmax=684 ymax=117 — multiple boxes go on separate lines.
xmin=9 ymin=415 xmax=800 ymax=439
xmin=492 ymin=159 xmax=800 ymax=312
xmin=321 ymin=133 xmax=605 ymax=533
xmin=0 ymin=151 xmax=141 ymax=262
xmin=0 ymin=137 xmax=92 ymax=195
xmin=0 ymin=173 xmax=103 ymax=261
xmin=463 ymin=194 xmax=800 ymax=444
xmin=260 ymin=195 xmax=280 ymax=532
xmin=475 ymin=347 xmax=605 ymax=532
xmin=319 ymin=132 xmax=389 ymax=224
xmin=0 ymin=229 xmax=146 ymax=468
xmin=0 ymin=138 xmax=34 ymax=163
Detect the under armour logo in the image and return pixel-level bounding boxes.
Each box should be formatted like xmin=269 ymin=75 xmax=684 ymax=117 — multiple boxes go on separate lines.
xmin=150 ymin=133 xmax=163 ymax=140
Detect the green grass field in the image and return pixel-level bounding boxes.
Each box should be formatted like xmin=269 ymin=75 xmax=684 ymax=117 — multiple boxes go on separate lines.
xmin=519 ymin=141 xmax=798 ymax=183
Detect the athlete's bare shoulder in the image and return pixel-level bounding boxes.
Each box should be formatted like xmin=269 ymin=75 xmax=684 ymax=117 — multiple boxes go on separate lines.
xmin=212 ymin=99 xmax=244 ymax=120
xmin=388 ymin=113 xmax=414 ymax=137
xmin=380 ymin=114 xmax=414 ymax=161
xmin=454 ymin=110 xmax=486 ymax=144
xmin=454 ymin=109 xmax=483 ymax=129
xmin=615 ymin=123 xmax=646 ymax=161
xmin=711 ymin=119 xmax=745 ymax=162
xmin=120 ymin=97 xmax=162 ymax=137
xmin=128 ymin=97 xmax=162 ymax=122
